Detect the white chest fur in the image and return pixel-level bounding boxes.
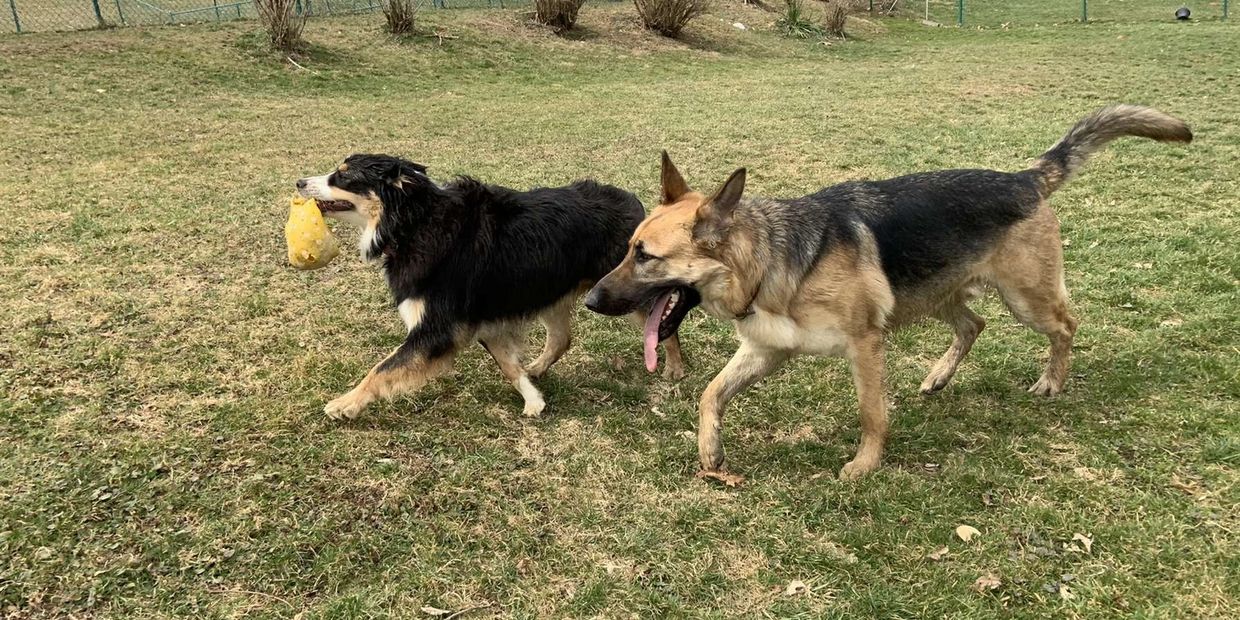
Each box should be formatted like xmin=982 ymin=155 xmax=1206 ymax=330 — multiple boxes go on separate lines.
xmin=736 ymin=309 xmax=850 ymax=356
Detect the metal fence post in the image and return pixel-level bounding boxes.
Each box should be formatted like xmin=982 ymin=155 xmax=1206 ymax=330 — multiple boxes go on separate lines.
xmin=114 ymin=0 xmax=126 ymax=24
xmin=956 ymin=0 xmax=963 ymax=26
xmin=91 ymin=0 xmax=104 ymax=25
xmin=8 ymin=0 xmax=20 ymax=32
xmin=1081 ymin=0 xmax=1088 ymax=22
xmin=1224 ymin=0 xmax=1229 ymax=20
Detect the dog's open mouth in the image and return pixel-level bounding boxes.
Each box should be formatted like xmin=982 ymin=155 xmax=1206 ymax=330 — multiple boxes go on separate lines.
xmin=642 ymin=286 xmax=700 ymax=372
xmin=315 ymin=200 xmax=354 ymax=213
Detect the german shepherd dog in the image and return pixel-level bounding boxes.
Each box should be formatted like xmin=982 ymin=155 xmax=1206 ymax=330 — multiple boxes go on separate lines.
xmin=585 ymin=105 xmax=1191 ymax=479
xmin=297 ymin=155 xmax=685 ymax=420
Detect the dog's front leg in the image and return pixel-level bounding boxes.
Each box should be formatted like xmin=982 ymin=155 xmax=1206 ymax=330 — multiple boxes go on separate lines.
xmin=839 ymin=331 xmax=888 ymax=480
xmin=698 ymin=342 xmax=788 ymax=471
xmin=325 ymin=331 xmax=457 ymax=420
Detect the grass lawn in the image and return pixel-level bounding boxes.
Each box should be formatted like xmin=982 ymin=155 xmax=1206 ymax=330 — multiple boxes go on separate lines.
xmin=1 ymin=4 xmax=1236 ymax=618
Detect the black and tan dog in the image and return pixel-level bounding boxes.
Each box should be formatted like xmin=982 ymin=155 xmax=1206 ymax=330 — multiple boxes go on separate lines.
xmin=585 ymin=105 xmax=1191 ymax=479
xmin=297 ymin=155 xmax=685 ymax=420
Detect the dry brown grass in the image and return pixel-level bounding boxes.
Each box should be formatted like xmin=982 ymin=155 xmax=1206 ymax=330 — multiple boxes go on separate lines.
xmin=0 ymin=6 xmax=1236 ymax=618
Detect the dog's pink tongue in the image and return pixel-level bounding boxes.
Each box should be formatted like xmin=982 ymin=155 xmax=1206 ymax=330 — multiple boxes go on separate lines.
xmin=644 ymin=292 xmax=673 ymax=373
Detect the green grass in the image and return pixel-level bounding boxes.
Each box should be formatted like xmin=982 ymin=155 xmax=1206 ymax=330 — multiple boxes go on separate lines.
xmin=1 ymin=4 xmax=1237 ymax=618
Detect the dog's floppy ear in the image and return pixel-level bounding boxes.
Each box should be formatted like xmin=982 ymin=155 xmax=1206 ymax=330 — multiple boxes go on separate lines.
xmin=381 ymin=161 xmax=402 ymax=184
xmin=692 ymin=167 xmax=746 ymax=247
xmin=660 ymin=150 xmax=691 ymax=205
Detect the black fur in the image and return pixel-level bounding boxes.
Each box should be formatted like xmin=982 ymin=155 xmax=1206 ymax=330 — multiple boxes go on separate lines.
xmin=746 ymin=168 xmax=1040 ymax=291
xmin=817 ymin=169 xmax=1042 ymax=288
xmin=337 ymin=154 xmax=644 ymax=362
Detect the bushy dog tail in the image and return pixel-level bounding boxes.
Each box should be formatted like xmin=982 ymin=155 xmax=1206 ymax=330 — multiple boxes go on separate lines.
xmin=1031 ymin=104 xmax=1192 ymax=196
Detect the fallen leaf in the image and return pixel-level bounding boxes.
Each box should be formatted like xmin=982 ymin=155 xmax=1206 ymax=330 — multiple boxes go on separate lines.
xmin=1072 ymin=533 xmax=1093 ymax=554
xmin=784 ymin=580 xmax=809 ymax=596
xmin=972 ymin=573 xmax=1002 ymax=592
xmin=955 ymin=525 xmax=981 ymax=543
xmin=420 ymin=606 xmax=452 ymax=617
xmin=679 ymin=430 xmax=695 ymax=440
xmin=823 ymin=541 xmax=858 ymax=564
xmin=1059 ymin=584 xmax=1075 ymax=600
xmin=926 ymin=546 xmax=949 ymax=561
xmin=696 ymin=469 xmax=745 ymax=487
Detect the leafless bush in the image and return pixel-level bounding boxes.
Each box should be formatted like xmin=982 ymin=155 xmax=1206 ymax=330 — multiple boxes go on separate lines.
xmin=384 ymin=0 xmax=419 ymax=35
xmin=535 ymin=0 xmax=587 ymax=31
xmin=822 ymin=0 xmax=861 ymax=37
xmin=633 ymin=0 xmax=709 ymax=38
xmin=255 ymin=0 xmax=306 ymax=52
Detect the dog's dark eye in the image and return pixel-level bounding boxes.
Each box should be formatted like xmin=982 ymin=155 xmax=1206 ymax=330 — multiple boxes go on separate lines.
xmin=634 ymin=243 xmax=658 ymax=264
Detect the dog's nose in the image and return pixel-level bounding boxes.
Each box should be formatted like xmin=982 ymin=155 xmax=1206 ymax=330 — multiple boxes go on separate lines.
xmin=584 ymin=287 xmax=606 ymax=314
xmin=296 ymin=179 xmax=307 ymax=189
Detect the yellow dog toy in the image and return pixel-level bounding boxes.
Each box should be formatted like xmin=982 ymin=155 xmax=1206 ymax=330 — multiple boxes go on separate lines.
xmin=285 ymin=195 xmax=340 ymax=270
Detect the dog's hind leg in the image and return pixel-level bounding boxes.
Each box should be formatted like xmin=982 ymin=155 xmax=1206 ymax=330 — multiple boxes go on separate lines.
xmin=991 ymin=206 xmax=1078 ymax=396
xmin=527 ymin=293 xmax=576 ymax=379
xmin=325 ymin=338 xmax=458 ymax=420
xmin=483 ymin=327 xmax=547 ymax=417
xmin=919 ymin=302 xmax=986 ymax=395
xmin=698 ymin=341 xmax=789 ymax=471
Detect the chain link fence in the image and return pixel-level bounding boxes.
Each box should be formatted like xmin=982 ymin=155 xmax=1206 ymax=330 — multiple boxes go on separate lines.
xmin=4 ymin=0 xmax=1232 ymax=33
xmin=911 ymin=0 xmax=1230 ymax=28
xmin=0 ymin=0 xmax=533 ymax=33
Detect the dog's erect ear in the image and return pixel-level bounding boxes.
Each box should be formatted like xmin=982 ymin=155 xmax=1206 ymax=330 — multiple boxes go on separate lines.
xmin=693 ymin=167 xmax=746 ymax=247
xmin=660 ymin=150 xmax=691 ymax=205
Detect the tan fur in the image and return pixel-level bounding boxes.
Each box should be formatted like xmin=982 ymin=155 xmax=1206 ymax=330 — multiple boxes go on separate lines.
xmin=615 ymin=156 xmax=1087 ymax=480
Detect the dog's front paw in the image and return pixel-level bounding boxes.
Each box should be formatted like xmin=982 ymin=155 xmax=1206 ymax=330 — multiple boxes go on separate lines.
xmin=1028 ymin=375 xmax=1064 ymax=397
xmin=522 ymin=396 xmax=546 ymax=417
xmin=698 ymin=435 xmax=726 ymax=472
xmin=324 ymin=393 xmax=368 ymax=420
xmin=663 ymin=362 xmax=686 ymax=381
xmin=838 ymin=456 xmax=880 ymax=480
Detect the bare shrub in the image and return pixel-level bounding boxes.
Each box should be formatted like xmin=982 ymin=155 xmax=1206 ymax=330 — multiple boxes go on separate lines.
xmin=535 ymin=0 xmax=587 ymax=32
xmin=633 ymin=0 xmax=709 ymax=38
xmin=822 ymin=0 xmax=861 ymax=38
xmin=384 ymin=0 xmax=419 ymax=35
xmin=255 ymin=0 xmax=306 ymax=52
xmin=777 ymin=0 xmax=824 ymax=39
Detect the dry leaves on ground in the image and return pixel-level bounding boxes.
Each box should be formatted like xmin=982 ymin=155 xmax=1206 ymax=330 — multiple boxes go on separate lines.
xmin=972 ymin=573 xmax=1002 ymax=593
xmin=1071 ymin=532 xmax=1093 ymax=554
xmin=696 ymin=469 xmax=746 ymax=487
xmin=955 ymin=524 xmax=981 ymax=542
